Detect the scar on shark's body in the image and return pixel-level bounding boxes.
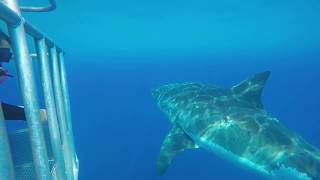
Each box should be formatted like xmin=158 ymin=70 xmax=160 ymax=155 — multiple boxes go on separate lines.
xmin=153 ymin=71 xmax=320 ymax=180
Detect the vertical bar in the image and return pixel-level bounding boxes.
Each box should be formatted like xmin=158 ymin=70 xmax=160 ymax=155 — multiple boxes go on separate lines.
xmin=0 ymin=104 xmax=15 ymax=180
xmin=58 ymin=52 xmax=79 ymax=177
xmin=50 ymin=47 xmax=74 ymax=180
xmin=36 ymin=38 xmax=67 ymax=180
xmin=3 ymin=0 xmax=51 ymax=179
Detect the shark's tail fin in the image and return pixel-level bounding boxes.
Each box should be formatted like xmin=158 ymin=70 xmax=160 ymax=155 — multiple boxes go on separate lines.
xmin=231 ymin=71 xmax=271 ymax=109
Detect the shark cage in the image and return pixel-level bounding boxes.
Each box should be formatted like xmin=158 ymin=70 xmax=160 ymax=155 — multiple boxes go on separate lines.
xmin=0 ymin=0 xmax=79 ymax=179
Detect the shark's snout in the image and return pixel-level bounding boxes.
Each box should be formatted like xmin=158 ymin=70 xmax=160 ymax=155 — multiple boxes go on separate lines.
xmin=152 ymin=84 xmax=182 ymax=103
xmin=152 ymin=86 xmax=170 ymax=103
xmin=151 ymin=88 xmax=160 ymax=99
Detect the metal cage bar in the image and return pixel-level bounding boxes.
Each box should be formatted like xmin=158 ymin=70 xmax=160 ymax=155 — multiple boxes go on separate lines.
xmin=50 ymin=47 xmax=74 ymax=180
xmin=0 ymin=2 xmax=21 ymax=26
xmin=0 ymin=104 xmax=16 ymax=180
xmin=3 ymin=0 xmax=51 ymax=179
xmin=36 ymin=38 xmax=67 ymax=180
xmin=0 ymin=0 xmax=78 ymax=179
xmin=0 ymin=1 xmax=63 ymax=51
xmin=59 ymin=52 xmax=79 ymax=178
xmin=21 ymin=0 xmax=56 ymax=12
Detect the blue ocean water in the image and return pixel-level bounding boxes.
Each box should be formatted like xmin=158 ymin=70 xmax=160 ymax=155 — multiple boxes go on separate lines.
xmin=65 ymin=54 xmax=320 ymax=180
xmin=1 ymin=0 xmax=320 ymax=179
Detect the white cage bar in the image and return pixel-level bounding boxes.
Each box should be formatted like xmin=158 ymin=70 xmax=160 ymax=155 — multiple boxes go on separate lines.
xmin=0 ymin=0 xmax=78 ymax=179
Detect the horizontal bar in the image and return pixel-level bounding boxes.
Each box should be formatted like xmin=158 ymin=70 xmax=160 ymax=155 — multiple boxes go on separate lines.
xmin=24 ymin=21 xmax=43 ymax=39
xmin=45 ymin=37 xmax=54 ymax=47
xmin=25 ymin=22 xmax=64 ymax=52
xmin=44 ymin=38 xmax=63 ymax=53
xmin=0 ymin=1 xmax=21 ymax=26
xmin=0 ymin=1 xmax=64 ymax=53
xmin=21 ymin=0 xmax=56 ymax=12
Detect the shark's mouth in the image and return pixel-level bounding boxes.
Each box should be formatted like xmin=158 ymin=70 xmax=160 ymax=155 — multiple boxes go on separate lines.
xmin=270 ymin=165 xmax=313 ymax=180
xmin=194 ymin=134 xmax=271 ymax=176
xmin=196 ymin=135 xmax=313 ymax=180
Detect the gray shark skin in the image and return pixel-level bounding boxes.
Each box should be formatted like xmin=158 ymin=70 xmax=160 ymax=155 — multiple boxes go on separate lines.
xmin=153 ymin=71 xmax=320 ymax=180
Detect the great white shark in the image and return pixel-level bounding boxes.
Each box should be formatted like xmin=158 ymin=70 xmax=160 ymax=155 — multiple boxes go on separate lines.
xmin=152 ymin=71 xmax=320 ymax=180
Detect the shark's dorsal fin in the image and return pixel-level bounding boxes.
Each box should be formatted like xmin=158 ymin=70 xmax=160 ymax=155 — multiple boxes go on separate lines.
xmin=231 ymin=71 xmax=271 ymax=109
xmin=157 ymin=125 xmax=198 ymax=175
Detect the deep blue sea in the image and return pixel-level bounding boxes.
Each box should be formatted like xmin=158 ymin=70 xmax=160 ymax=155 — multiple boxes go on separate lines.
xmin=66 ymin=54 xmax=320 ymax=180
xmin=1 ymin=0 xmax=320 ymax=179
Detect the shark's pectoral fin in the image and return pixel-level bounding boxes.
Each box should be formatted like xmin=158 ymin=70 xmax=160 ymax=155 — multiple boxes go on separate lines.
xmin=157 ymin=125 xmax=198 ymax=175
xmin=231 ymin=71 xmax=270 ymax=109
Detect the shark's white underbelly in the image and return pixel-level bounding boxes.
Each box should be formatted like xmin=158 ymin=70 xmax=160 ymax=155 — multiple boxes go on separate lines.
xmin=191 ymin=135 xmax=313 ymax=180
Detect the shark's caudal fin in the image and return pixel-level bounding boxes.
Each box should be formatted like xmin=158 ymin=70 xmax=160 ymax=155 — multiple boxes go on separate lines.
xmin=231 ymin=71 xmax=271 ymax=109
xmin=157 ymin=125 xmax=198 ymax=175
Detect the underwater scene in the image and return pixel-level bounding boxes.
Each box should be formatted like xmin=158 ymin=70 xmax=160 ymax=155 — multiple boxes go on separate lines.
xmin=0 ymin=0 xmax=320 ymax=179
